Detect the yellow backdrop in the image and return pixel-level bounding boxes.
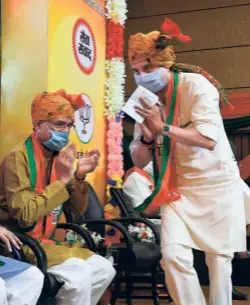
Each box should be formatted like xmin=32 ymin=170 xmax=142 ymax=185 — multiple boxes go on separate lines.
xmin=1 ymin=0 xmax=107 ymax=203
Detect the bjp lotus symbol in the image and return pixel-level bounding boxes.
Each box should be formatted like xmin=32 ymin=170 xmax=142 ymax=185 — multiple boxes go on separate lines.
xmin=75 ymin=94 xmax=94 ymax=144
xmin=79 ymin=104 xmax=91 ymax=134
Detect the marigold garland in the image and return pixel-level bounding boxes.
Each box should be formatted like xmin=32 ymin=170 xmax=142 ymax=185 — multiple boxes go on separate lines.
xmin=104 ymin=0 xmax=127 ymax=220
xmin=107 ymin=21 xmax=124 ymax=59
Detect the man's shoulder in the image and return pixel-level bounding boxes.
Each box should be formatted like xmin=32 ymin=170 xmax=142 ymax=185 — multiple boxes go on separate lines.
xmin=1 ymin=142 xmax=28 ymax=165
xmin=181 ymin=72 xmax=219 ymax=96
xmin=182 ymin=72 xmax=210 ymax=86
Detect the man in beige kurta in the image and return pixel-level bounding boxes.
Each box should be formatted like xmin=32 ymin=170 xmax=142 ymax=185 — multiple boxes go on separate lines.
xmin=0 ymin=89 xmax=115 ymax=305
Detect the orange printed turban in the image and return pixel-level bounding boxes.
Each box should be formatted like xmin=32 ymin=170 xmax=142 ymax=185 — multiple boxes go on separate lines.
xmin=31 ymin=89 xmax=85 ymax=125
xmin=128 ymin=18 xmax=191 ymax=68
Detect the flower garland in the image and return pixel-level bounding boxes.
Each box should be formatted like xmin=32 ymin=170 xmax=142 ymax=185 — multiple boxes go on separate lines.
xmin=104 ymin=60 xmax=125 ymax=115
xmin=128 ymin=223 xmax=155 ymax=243
xmin=66 ymin=224 xmax=104 ymax=246
xmin=66 ymin=225 xmax=115 ymax=264
xmin=106 ymin=0 xmax=127 ymax=26
xmin=104 ymin=0 xmax=127 ymax=220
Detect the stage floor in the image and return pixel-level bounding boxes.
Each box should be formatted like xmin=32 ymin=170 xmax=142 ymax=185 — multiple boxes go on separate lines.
xmin=117 ymin=286 xmax=250 ymax=304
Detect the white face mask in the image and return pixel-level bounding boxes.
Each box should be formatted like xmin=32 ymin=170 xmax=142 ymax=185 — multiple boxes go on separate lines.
xmin=41 ymin=124 xmax=70 ymax=152
xmin=134 ymin=67 xmax=169 ymax=93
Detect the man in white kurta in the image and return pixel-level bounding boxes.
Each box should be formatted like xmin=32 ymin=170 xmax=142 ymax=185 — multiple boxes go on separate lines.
xmin=0 ymin=226 xmax=44 ymax=305
xmin=130 ymin=72 xmax=246 ymax=305
xmin=123 ymin=162 xmax=154 ymax=209
xmin=127 ymin=18 xmax=246 ymax=305
xmin=123 ymin=162 xmax=162 ymax=230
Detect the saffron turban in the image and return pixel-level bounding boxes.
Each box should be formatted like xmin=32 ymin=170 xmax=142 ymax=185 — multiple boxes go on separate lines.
xmin=31 ymin=89 xmax=85 ymax=125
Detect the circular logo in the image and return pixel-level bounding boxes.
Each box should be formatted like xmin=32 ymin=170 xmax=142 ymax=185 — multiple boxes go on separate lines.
xmin=72 ymin=18 xmax=96 ymax=74
xmin=75 ymin=94 xmax=94 ymax=143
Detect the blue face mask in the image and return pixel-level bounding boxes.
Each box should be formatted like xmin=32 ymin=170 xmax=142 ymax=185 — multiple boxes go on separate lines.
xmin=134 ymin=70 xmax=167 ymax=93
xmin=42 ymin=129 xmax=70 ymax=152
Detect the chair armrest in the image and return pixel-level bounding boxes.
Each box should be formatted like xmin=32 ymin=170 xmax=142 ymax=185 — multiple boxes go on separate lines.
xmin=112 ymin=217 xmax=160 ymax=245
xmin=0 ymin=240 xmax=27 ymax=262
xmin=81 ymin=219 xmax=133 ymax=250
xmin=10 ymin=245 xmax=27 ymax=262
xmin=57 ymin=223 xmax=96 ymax=252
xmin=146 ymin=215 xmax=161 ymax=220
xmin=14 ymin=232 xmax=48 ymax=274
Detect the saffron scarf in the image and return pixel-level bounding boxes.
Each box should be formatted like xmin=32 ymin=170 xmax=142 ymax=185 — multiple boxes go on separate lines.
xmin=135 ymin=71 xmax=181 ymax=213
xmin=25 ymin=133 xmax=63 ymax=243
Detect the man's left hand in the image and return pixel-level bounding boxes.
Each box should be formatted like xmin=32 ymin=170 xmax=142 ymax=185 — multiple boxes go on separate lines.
xmin=0 ymin=226 xmax=22 ymax=252
xmin=135 ymin=97 xmax=165 ymax=135
xmin=75 ymin=149 xmax=100 ymax=179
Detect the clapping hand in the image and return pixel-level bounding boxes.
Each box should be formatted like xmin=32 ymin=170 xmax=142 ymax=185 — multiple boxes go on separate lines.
xmin=56 ymin=143 xmax=76 ymax=185
xmin=75 ymin=149 xmax=100 ymax=179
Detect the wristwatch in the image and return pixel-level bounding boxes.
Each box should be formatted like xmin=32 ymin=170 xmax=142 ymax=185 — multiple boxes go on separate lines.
xmin=158 ymin=124 xmax=171 ymax=136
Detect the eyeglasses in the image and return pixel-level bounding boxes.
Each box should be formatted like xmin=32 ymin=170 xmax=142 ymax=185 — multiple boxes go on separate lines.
xmin=49 ymin=121 xmax=75 ymax=132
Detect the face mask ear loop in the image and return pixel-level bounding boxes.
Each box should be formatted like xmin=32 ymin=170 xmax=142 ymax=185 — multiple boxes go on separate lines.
xmin=34 ymin=122 xmax=50 ymax=139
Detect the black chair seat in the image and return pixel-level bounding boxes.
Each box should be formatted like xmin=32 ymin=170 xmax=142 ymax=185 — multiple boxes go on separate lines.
xmin=41 ymin=273 xmax=64 ymax=298
xmin=118 ymin=242 xmax=161 ymax=271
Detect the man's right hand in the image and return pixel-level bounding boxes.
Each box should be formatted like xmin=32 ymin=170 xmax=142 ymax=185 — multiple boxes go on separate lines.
xmin=0 ymin=226 xmax=22 ymax=252
xmin=56 ymin=143 xmax=76 ymax=185
xmin=140 ymin=123 xmax=155 ymax=143
xmin=75 ymin=149 xmax=100 ymax=179
xmin=132 ymin=123 xmax=155 ymax=169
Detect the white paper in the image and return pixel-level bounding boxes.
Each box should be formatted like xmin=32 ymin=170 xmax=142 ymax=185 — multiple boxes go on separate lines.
xmin=0 ymin=256 xmax=31 ymax=279
xmin=122 ymin=85 xmax=159 ymax=123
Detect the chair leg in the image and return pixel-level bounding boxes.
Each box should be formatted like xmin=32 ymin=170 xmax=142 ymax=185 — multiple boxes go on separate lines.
xmin=151 ymin=272 xmax=160 ymax=305
xmin=111 ymin=275 xmax=121 ymax=305
xmin=125 ymin=275 xmax=133 ymax=305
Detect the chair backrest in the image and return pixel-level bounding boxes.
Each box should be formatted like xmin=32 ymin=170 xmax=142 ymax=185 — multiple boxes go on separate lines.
xmin=229 ymin=140 xmax=250 ymax=181
xmin=240 ymin=154 xmax=250 ymax=181
xmin=86 ymin=184 xmax=105 ymax=219
xmin=64 ymin=183 xmax=105 ymax=236
xmin=110 ymin=187 xmax=141 ymax=218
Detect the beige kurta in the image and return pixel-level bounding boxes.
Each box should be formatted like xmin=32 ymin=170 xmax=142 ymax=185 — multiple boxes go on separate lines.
xmin=130 ymin=72 xmax=246 ymax=254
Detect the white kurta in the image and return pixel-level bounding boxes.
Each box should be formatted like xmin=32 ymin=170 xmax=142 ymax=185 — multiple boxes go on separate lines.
xmin=123 ymin=171 xmax=153 ymax=209
xmin=130 ymin=72 xmax=246 ymax=254
xmin=48 ymin=255 xmax=116 ymax=305
xmin=123 ymin=166 xmax=161 ymax=228
xmin=0 ymin=264 xmax=43 ymax=305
